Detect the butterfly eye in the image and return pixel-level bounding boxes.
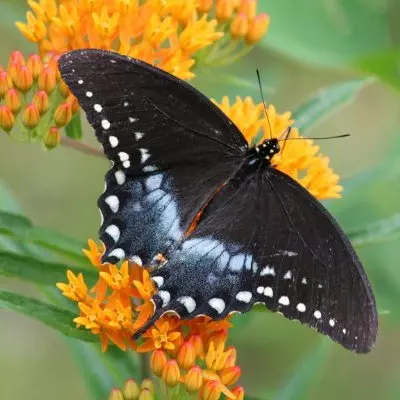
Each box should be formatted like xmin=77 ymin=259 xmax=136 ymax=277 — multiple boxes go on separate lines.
xmin=275 ymin=143 xmax=280 ymax=152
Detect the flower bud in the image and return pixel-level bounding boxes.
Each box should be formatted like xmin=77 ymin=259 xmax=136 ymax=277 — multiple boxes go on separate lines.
xmin=54 ymin=102 xmax=72 ymax=127
xmin=108 ymin=388 xmax=124 ymax=400
xmin=238 ymin=0 xmax=257 ymax=19
xmin=201 ymin=380 xmax=222 ymax=400
xmin=216 ymin=0 xmax=235 ymax=21
xmin=0 ymin=105 xmax=15 ymax=132
xmin=177 ymin=341 xmax=196 ymax=370
xmin=231 ymin=386 xmax=245 ymax=400
xmin=246 ymin=13 xmax=270 ymax=44
xmin=138 ymin=388 xmax=154 ymax=400
xmin=220 ymin=366 xmax=241 ymax=386
xmin=189 ymin=334 xmax=204 ymax=357
xmin=22 ymin=104 xmax=40 ymax=129
xmin=151 ymin=349 xmax=167 ymax=377
xmin=123 ymin=379 xmax=140 ymax=400
xmin=140 ymin=379 xmax=155 ymax=394
xmin=33 ymin=90 xmax=50 ymax=115
xmin=15 ymin=65 xmax=33 ymax=92
xmin=67 ymin=95 xmax=80 ymax=113
xmin=197 ymin=0 xmax=213 ymax=13
xmin=44 ymin=127 xmax=61 ymax=150
xmin=38 ymin=66 xmax=57 ymax=93
xmin=9 ymin=51 xmax=25 ymax=69
xmin=230 ymin=14 xmax=249 ymax=38
xmin=48 ymin=55 xmax=61 ymax=80
xmin=5 ymin=89 xmax=22 ymax=114
xmin=27 ymin=54 xmax=43 ymax=79
xmin=59 ymin=79 xmax=71 ymax=97
xmin=0 ymin=71 xmax=13 ymax=97
xmin=7 ymin=61 xmax=20 ymax=84
xmin=167 ymin=333 xmax=183 ymax=358
xmin=162 ymin=360 xmax=180 ymax=387
xmin=185 ymin=366 xmax=203 ymax=394
xmin=224 ymin=346 xmax=237 ymax=368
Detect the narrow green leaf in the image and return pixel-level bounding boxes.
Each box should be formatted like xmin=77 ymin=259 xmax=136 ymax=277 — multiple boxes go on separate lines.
xmin=347 ymin=214 xmax=400 ymax=247
xmin=0 ymin=181 xmax=23 ymax=214
xmin=273 ymin=340 xmax=331 ymax=400
xmin=293 ymin=79 xmax=371 ymax=133
xmin=65 ymin=112 xmax=83 ymax=139
xmin=0 ymin=250 xmax=97 ymax=286
xmin=0 ymin=289 xmax=95 ymax=342
xmin=0 ymin=211 xmax=87 ymax=263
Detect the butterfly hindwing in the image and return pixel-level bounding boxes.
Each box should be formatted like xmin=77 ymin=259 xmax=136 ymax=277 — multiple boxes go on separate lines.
xmin=148 ymin=164 xmax=377 ymax=353
xmin=59 ymin=49 xmax=247 ymax=264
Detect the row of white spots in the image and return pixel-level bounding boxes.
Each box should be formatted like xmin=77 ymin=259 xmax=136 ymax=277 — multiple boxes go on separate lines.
xmin=118 ymin=151 xmax=130 ymax=168
xmin=260 ymin=265 xmax=275 ymax=276
xmin=257 ymin=286 xmax=273 ymax=297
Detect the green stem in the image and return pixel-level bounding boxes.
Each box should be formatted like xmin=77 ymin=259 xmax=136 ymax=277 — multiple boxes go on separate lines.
xmin=60 ymin=136 xmax=105 ymax=158
xmin=140 ymin=352 xmax=152 ymax=380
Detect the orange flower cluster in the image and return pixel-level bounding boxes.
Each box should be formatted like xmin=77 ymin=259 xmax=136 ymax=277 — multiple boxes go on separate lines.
xmin=16 ymin=0 xmax=269 ymax=79
xmin=57 ymin=240 xmax=243 ymax=399
xmin=108 ymin=378 xmax=156 ymax=400
xmin=214 ymin=96 xmax=343 ymax=199
xmin=0 ymin=50 xmax=78 ymax=148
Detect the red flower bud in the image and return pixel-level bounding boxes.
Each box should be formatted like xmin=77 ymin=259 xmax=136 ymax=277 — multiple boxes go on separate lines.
xmin=0 ymin=105 xmax=15 ymax=132
xmin=201 ymin=380 xmax=222 ymax=400
xmin=220 ymin=365 xmax=241 ymax=386
xmin=38 ymin=66 xmax=57 ymax=93
xmin=22 ymin=104 xmax=40 ymax=129
xmin=44 ymin=127 xmax=61 ymax=150
xmin=177 ymin=341 xmax=196 ymax=370
xmin=0 ymin=71 xmax=13 ymax=97
xmin=151 ymin=349 xmax=167 ymax=377
xmin=185 ymin=366 xmax=203 ymax=394
xmin=54 ymin=102 xmax=72 ymax=127
xmin=162 ymin=360 xmax=180 ymax=387
xmin=27 ymin=54 xmax=43 ymax=79
xmin=33 ymin=90 xmax=50 ymax=115
xmin=5 ymin=89 xmax=22 ymax=114
xmin=15 ymin=65 xmax=33 ymax=92
xmin=231 ymin=386 xmax=245 ymax=400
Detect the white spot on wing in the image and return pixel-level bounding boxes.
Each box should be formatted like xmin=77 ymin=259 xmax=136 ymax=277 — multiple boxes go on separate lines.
xmin=105 ymin=225 xmax=120 ymax=242
xmin=123 ymin=161 xmax=130 ymax=168
xmin=135 ymin=132 xmax=144 ymax=140
xmin=236 ymin=291 xmax=252 ymax=303
xmin=78 ymin=79 xmax=83 ymax=84
xmin=139 ymin=148 xmax=150 ymax=163
xmin=257 ymin=286 xmax=264 ymax=294
xmin=278 ymin=296 xmax=290 ymax=306
xmin=146 ymin=174 xmax=163 ymax=191
xmin=342 ymin=328 xmax=347 ymax=334
xmin=86 ymin=91 xmax=93 ymax=97
xmin=296 ymin=303 xmax=306 ymax=312
xmin=129 ymin=117 xmax=137 ymax=123
xmin=109 ymin=136 xmax=118 ymax=148
xmin=314 ymin=310 xmax=322 ymax=319
xmin=260 ymin=265 xmax=275 ymax=276
xmin=178 ymin=296 xmax=196 ymax=313
xmin=208 ymin=298 xmax=225 ymax=314
xmin=130 ymin=255 xmax=143 ymax=266
xmin=102 ymin=119 xmax=111 ymax=130
xmin=158 ymin=290 xmax=170 ymax=307
xmin=151 ymin=276 xmax=164 ymax=288
xmin=143 ymin=165 xmax=157 ymax=172
xmin=94 ymin=104 xmax=102 ymax=112
xmin=301 ymin=277 xmax=307 ymax=284
xmin=105 ymin=195 xmax=119 ymax=213
xmin=108 ymin=248 xmax=125 ymax=260
xmin=264 ymin=287 xmax=273 ymax=297
xmin=123 ymin=101 xmax=128 ymax=107
xmin=115 ymin=170 xmax=126 ymax=185
xmin=283 ymin=270 xmax=292 ymax=280
xmin=118 ymin=152 xmax=129 ymax=162
xmin=329 ymin=319 xmax=335 ymax=327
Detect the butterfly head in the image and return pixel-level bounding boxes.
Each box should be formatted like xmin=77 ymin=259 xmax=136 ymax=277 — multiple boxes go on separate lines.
xmin=255 ymin=138 xmax=280 ymax=163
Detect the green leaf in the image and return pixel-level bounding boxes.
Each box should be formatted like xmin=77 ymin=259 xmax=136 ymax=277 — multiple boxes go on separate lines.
xmin=0 ymin=250 xmax=97 ymax=286
xmin=356 ymin=49 xmax=400 ymax=92
xmin=292 ymin=79 xmax=371 ymax=133
xmin=273 ymin=340 xmax=332 ymax=400
xmin=258 ymin=0 xmax=391 ymax=69
xmin=347 ymin=214 xmax=400 ymax=247
xmin=0 ymin=289 xmax=95 ymax=342
xmin=0 ymin=211 xmax=87 ymax=263
xmin=0 ymin=181 xmax=23 ymax=214
xmin=65 ymin=112 xmax=83 ymax=140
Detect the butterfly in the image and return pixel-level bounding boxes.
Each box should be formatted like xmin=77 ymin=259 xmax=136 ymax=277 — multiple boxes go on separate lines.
xmin=59 ymin=49 xmax=378 ymax=353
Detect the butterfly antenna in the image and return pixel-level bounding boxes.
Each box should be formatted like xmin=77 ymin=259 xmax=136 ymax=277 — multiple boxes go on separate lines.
xmin=282 ymin=133 xmax=351 ymax=141
xmin=256 ymin=69 xmax=273 ymax=139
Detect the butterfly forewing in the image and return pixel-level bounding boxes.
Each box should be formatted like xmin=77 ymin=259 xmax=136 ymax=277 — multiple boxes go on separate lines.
xmin=59 ymin=50 xmax=247 ymax=264
xmin=148 ymin=165 xmax=377 ymax=353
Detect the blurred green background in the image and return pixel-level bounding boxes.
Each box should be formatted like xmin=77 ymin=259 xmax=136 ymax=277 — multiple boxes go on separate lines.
xmin=1 ymin=0 xmax=400 ymax=399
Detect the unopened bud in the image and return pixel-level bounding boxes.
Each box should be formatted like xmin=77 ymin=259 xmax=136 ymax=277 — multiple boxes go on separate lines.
xmin=151 ymin=349 xmax=167 ymax=377
xmin=201 ymin=380 xmax=222 ymax=400
xmin=123 ymin=379 xmax=140 ymax=400
xmin=44 ymin=127 xmax=61 ymax=150
xmin=140 ymin=379 xmax=154 ymax=394
xmin=0 ymin=72 xmax=13 ymax=97
xmin=197 ymin=0 xmax=213 ymax=13
xmin=27 ymin=54 xmax=43 ymax=79
xmin=48 ymin=55 xmax=61 ymax=80
xmin=230 ymin=14 xmax=249 ymax=38
xmin=238 ymin=0 xmax=257 ymax=19
xmin=216 ymin=0 xmax=235 ymax=21
xmin=162 ymin=360 xmax=180 ymax=387
xmin=185 ymin=366 xmax=203 ymax=394
xmin=246 ymin=13 xmax=270 ymax=44
xmin=138 ymin=388 xmax=154 ymax=400
xmin=108 ymin=388 xmax=124 ymax=400
xmin=38 ymin=66 xmax=57 ymax=93
xmin=33 ymin=90 xmax=50 ymax=115
xmin=220 ymin=366 xmax=241 ymax=386
xmin=189 ymin=334 xmax=204 ymax=357
xmin=67 ymin=95 xmax=80 ymax=113
xmin=59 ymin=79 xmax=71 ymax=97
xmin=177 ymin=341 xmax=196 ymax=370
xmin=231 ymin=386 xmax=245 ymax=400
xmin=0 ymin=105 xmax=15 ymax=132
xmin=9 ymin=51 xmax=25 ymax=68
xmin=15 ymin=65 xmax=33 ymax=92
xmin=54 ymin=102 xmax=72 ymax=127
xmin=22 ymin=104 xmax=40 ymax=129
xmin=224 ymin=346 xmax=237 ymax=368
xmin=5 ymin=89 xmax=22 ymax=114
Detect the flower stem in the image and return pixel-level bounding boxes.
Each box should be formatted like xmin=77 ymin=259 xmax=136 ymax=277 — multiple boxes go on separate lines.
xmin=140 ymin=352 xmax=152 ymax=380
xmin=60 ymin=136 xmax=105 ymax=158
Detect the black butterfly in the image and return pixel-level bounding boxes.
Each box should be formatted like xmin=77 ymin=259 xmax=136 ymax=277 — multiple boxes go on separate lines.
xmin=59 ymin=49 xmax=377 ymax=353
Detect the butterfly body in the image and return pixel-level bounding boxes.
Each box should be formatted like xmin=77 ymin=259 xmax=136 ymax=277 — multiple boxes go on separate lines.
xmin=59 ymin=49 xmax=378 ymax=353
